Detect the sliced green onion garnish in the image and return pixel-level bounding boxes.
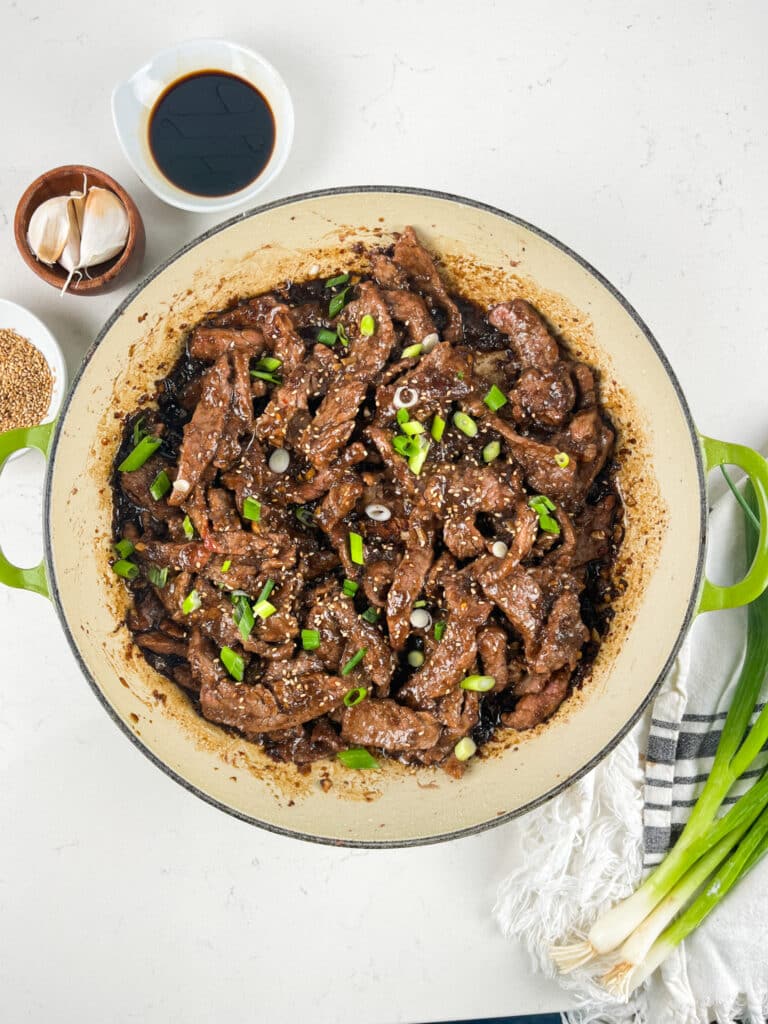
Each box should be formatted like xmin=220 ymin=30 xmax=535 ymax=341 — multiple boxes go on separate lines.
xmin=147 ymin=565 xmax=168 ymax=588
xmin=337 ymin=748 xmax=379 ymax=770
xmin=220 ymin=646 xmax=244 ymax=682
xmin=132 ymin=416 xmax=146 ymax=446
xmin=220 ymin=560 xmax=231 ymax=574
xmin=114 ymin=539 xmax=134 ymax=559
xmin=454 ymin=737 xmax=477 ymax=762
xmin=301 ymin=628 xmax=321 ymax=651
xmin=434 ymin=621 xmax=446 ymax=642
xmin=243 ymin=496 xmax=261 ymax=522
xmin=294 ymin=506 xmax=315 ymax=527
xmin=431 ymin=414 xmax=446 ymax=441
xmin=316 ymin=328 xmax=338 ymax=347
xmin=255 ymin=356 xmax=281 ymax=373
xmin=250 ymin=370 xmax=282 ymax=385
xmin=360 ymin=314 xmax=375 ymax=337
xmin=343 ymin=685 xmax=368 ymax=707
xmin=341 ymin=647 xmax=367 ymax=676
xmin=401 ymin=342 xmax=423 ymax=359
xmin=325 ymin=272 xmax=349 ymax=288
xmin=401 ymin=420 xmax=425 ymax=436
xmin=453 ymin=411 xmax=478 ymax=438
xmin=118 ymin=435 xmax=162 ymax=472
xmin=361 ymin=607 xmax=380 ymax=624
xmin=349 ymin=532 xmax=364 ymax=565
xmin=257 ymin=579 xmax=275 ymax=604
xmin=113 ymin=559 xmax=139 ymax=581
xmin=408 ymin=439 xmax=430 ymax=476
xmin=555 ymin=451 xmax=570 ymax=468
xmin=460 ymin=674 xmax=495 ymax=692
xmin=182 ymin=589 xmax=201 ymax=614
xmin=413 ymin=599 xmax=427 ymax=608
xmin=253 ymin=599 xmax=277 ymax=620
xmin=396 ymin=407 xmax=410 ymax=426
xmin=150 ymin=469 xmax=171 ymax=501
xmin=336 ymin=322 xmax=350 ymax=347
xmin=483 ymin=440 xmax=501 ymax=463
xmin=407 ymin=650 xmax=425 ymax=667
xmin=392 ymin=434 xmax=417 ymax=457
xmin=329 ymin=287 xmax=350 ymax=318
xmin=342 ymin=578 xmax=359 ymax=597
xmin=528 ymin=495 xmax=560 ymax=535
xmin=529 ymin=494 xmax=556 ymax=513
xmin=484 ymin=384 xmax=508 ymax=411
xmin=182 ymin=515 xmax=194 ymax=540
xmin=234 ymin=595 xmax=255 ymax=641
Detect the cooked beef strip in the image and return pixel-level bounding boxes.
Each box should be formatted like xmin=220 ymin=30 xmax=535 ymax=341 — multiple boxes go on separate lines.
xmin=113 ymin=226 xmax=623 ymax=772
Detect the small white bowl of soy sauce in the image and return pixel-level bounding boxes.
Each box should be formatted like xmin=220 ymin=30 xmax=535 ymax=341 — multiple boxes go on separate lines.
xmin=112 ymin=39 xmax=294 ymax=213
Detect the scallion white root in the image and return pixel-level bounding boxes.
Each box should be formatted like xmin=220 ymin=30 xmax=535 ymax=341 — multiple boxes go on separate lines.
xmin=548 ymin=940 xmax=597 ymax=973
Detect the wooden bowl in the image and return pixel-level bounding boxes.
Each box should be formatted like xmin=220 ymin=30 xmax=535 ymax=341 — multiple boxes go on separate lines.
xmin=14 ymin=165 xmax=145 ymax=295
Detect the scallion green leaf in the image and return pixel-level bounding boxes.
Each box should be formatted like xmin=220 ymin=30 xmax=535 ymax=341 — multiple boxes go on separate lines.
xmin=349 ymin=532 xmax=364 ymax=565
xmin=336 ymin=322 xmax=350 ymax=347
xmin=483 ymin=440 xmax=501 ymax=463
xmin=460 ymin=674 xmax=495 ymax=692
xmin=554 ymin=451 xmax=570 ymax=468
xmin=484 ymin=384 xmax=508 ymax=411
xmin=341 ymin=647 xmax=367 ymax=675
xmin=118 ymin=435 xmax=162 ymax=472
xmin=114 ymin=539 xmax=134 ymax=559
xmin=396 ymin=407 xmax=410 ymax=426
xmin=243 ymin=496 xmax=261 ymax=522
xmin=361 ymin=607 xmax=380 ymax=624
xmin=337 ymin=748 xmax=379 ymax=770
xmin=316 ymin=328 xmax=338 ymax=347
xmin=220 ymin=646 xmax=244 ymax=682
xmin=147 ymin=565 xmax=168 ymax=588
xmin=434 ymin=621 xmax=446 ymax=642
xmin=329 ymin=287 xmax=351 ymax=318
xmin=250 ymin=370 xmax=282 ymax=385
xmin=182 ymin=589 xmax=201 ymax=615
xmin=221 ymin=559 xmax=231 ymax=573
xmin=454 ymin=737 xmax=477 ymax=761
xmin=254 ymin=356 xmax=281 ymax=373
xmin=150 ymin=469 xmax=171 ymax=501
xmin=113 ymin=559 xmax=139 ymax=581
xmin=431 ymin=414 xmax=446 ymax=441
xmin=295 ymin=506 xmax=315 ymax=527
xmin=253 ymin=599 xmax=276 ymax=620
xmin=257 ymin=579 xmax=275 ymax=604
xmin=301 ymin=628 xmax=321 ymax=651
xmin=408 ymin=439 xmax=430 ymax=476
xmin=342 ymin=578 xmax=359 ymax=598
xmin=402 ymin=342 xmax=423 ymax=359
xmin=401 ymin=420 xmax=425 ymax=436
xmin=360 ymin=314 xmax=375 ymax=337
xmin=343 ymin=685 xmax=368 ymax=707
xmin=325 ymin=272 xmax=349 ymax=288
xmin=453 ymin=411 xmax=478 ymax=438
xmin=182 ymin=515 xmax=194 ymax=540
xmin=132 ymin=416 xmax=146 ymax=447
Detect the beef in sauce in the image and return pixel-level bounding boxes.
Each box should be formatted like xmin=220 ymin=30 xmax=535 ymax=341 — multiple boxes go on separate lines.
xmin=111 ymin=227 xmax=623 ymax=776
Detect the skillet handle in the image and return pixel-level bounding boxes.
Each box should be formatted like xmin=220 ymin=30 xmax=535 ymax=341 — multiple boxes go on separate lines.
xmin=0 ymin=421 xmax=55 ymax=598
xmin=698 ymin=435 xmax=768 ymax=613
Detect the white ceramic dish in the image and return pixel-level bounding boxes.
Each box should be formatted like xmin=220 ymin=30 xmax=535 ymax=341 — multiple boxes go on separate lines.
xmin=112 ymin=39 xmax=294 ymax=213
xmin=0 ymin=299 xmax=66 ymax=459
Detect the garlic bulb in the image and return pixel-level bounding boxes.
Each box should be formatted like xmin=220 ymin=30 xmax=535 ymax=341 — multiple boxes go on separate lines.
xmin=27 ymin=196 xmax=73 ymax=266
xmin=26 ymin=178 xmax=130 ymax=295
xmin=78 ymin=187 xmax=129 ymax=268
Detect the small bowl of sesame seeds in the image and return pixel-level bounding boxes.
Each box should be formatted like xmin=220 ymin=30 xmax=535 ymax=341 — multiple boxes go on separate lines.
xmin=0 ymin=299 xmax=67 ymax=458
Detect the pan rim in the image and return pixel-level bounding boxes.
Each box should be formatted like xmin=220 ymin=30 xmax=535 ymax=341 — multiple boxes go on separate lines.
xmin=42 ymin=184 xmax=708 ymax=848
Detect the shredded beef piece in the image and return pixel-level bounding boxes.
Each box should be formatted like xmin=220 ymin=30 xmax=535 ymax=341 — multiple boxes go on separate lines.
xmin=114 ymin=226 xmax=623 ymax=774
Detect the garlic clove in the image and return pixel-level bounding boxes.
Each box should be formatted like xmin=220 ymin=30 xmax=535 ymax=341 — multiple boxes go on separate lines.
xmin=58 ymin=199 xmax=81 ymax=273
xmin=77 ymin=186 xmax=129 ymax=269
xmin=27 ymin=196 xmax=73 ymax=266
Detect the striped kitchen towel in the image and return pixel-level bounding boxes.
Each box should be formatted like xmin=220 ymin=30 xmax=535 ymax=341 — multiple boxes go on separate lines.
xmin=495 ymin=481 xmax=768 ymax=1024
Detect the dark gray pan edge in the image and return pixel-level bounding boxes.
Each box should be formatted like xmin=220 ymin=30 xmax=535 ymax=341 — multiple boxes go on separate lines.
xmin=42 ymin=185 xmax=708 ymax=849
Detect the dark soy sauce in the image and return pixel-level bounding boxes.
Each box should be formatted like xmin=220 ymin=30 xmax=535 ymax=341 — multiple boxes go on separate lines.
xmin=149 ymin=71 xmax=276 ymax=197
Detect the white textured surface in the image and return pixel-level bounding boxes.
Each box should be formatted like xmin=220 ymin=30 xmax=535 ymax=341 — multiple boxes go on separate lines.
xmin=1 ymin=2 xmax=767 ymax=1021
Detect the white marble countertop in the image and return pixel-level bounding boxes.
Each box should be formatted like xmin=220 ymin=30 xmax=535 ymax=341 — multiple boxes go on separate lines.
xmin=2 ymin=2 xmax=767 ymax=1021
